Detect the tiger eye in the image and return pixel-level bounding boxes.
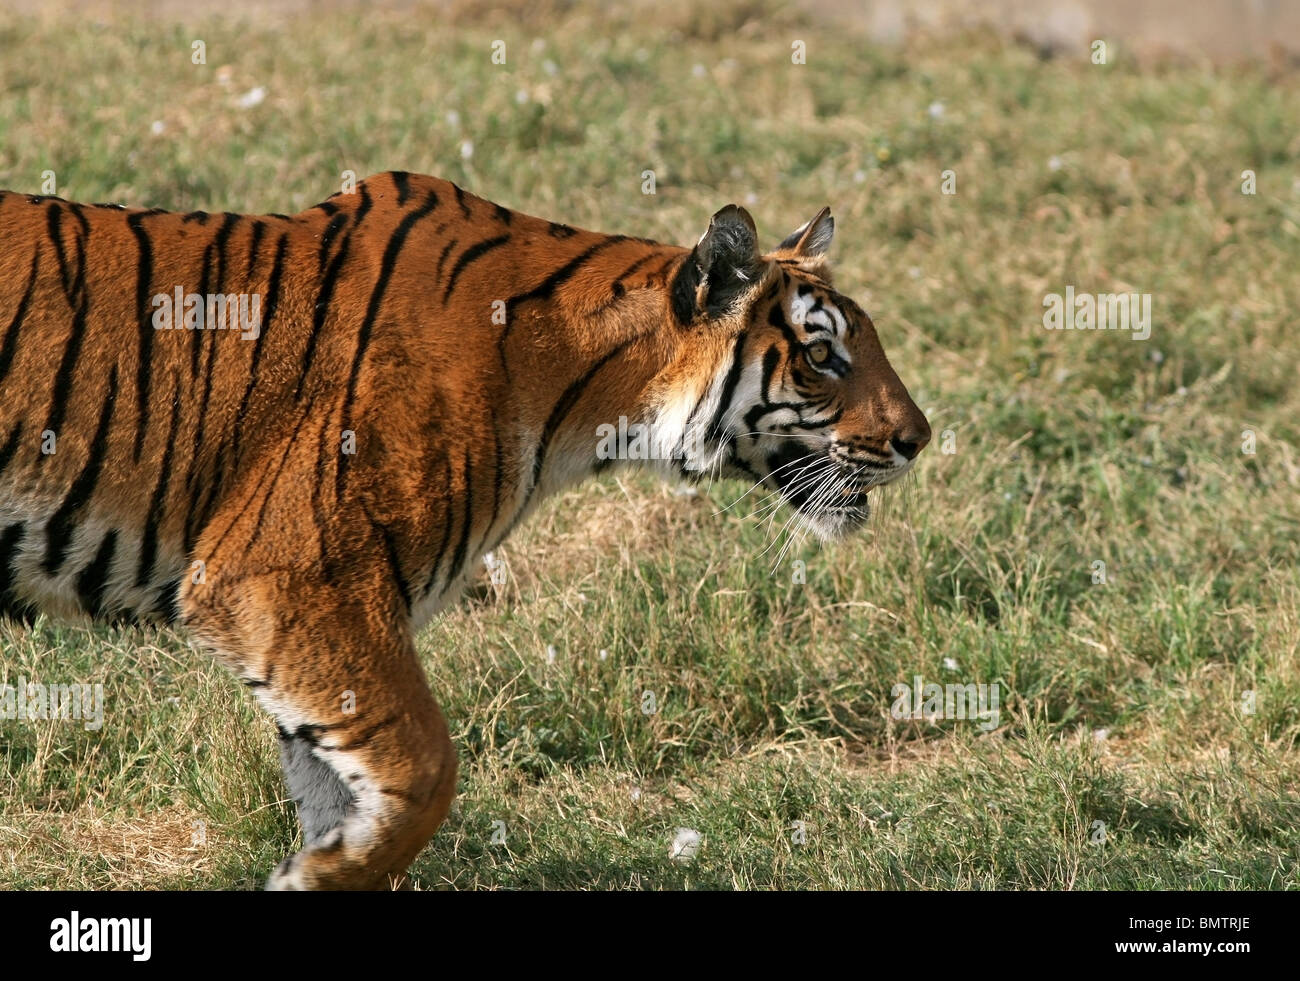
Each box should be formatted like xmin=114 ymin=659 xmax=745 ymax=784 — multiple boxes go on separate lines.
xmin=807 ymin=341 xmax=831 ymax=365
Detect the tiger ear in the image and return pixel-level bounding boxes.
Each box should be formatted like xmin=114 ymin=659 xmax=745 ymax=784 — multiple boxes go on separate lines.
xmin=776 ymin=206 xmax=834 ymax=257
xmin=672 ymin=204 xmax=765 ymax=324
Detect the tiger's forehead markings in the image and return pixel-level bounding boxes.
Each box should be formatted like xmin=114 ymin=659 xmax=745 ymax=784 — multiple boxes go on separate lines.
xmin=788 ymin=284 xmax=851 ymax=339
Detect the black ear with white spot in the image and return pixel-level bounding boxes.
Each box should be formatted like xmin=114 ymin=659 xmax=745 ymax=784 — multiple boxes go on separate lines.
xmin=671 ymin=205 xmax=765 ymax=324
xmin=776 ymin=206 xmax=834 ymax=257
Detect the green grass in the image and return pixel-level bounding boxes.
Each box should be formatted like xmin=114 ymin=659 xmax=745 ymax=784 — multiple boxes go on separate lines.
xmin=2 ymin=0 xmax=1298 ymax=889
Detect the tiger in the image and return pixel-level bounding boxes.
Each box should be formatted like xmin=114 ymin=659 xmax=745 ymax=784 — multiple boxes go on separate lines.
xmin=0 ymin=171 xmax=930 ymax=889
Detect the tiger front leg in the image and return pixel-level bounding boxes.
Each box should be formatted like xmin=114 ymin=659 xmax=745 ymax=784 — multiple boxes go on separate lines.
xmin=181 ymin=562 xmax=457 ymax=890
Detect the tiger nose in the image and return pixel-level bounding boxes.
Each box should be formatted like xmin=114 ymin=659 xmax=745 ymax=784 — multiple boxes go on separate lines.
xmin=890 ymin=418 xmax=931 ymax=461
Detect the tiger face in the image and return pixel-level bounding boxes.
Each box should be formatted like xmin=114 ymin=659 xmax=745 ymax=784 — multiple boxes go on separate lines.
xmin=667 ymin=204 xmax=931 ymax=540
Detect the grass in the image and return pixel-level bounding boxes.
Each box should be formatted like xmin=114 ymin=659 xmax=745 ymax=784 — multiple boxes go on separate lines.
xmin=1 ymin=0 xmax=1298 ymax=889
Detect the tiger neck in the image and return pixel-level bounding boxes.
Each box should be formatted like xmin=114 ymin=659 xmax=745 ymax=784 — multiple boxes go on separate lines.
xmin=516 ymin=245 xmax=727 ymax=504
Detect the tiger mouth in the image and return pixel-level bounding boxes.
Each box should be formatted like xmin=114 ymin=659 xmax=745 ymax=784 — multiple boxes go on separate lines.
xmin=766 ymin=452 xmax=874 ymax=517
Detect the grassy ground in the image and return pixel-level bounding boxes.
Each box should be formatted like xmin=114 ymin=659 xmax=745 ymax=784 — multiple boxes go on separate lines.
xmin=1 ymin=0 xmax=1298 ymax=889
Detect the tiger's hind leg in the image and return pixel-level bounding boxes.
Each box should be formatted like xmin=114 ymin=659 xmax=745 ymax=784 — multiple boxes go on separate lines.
xmin=181 ymin=560 xmax=458 ymax=890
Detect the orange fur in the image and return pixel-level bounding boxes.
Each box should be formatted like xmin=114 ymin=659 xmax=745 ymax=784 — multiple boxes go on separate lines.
xmin=0 ymin=172 xmax=928 ymax=888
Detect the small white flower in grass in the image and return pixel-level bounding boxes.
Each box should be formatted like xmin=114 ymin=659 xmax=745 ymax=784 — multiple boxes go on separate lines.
xmin=744 ymin=192 xmax=758 ymax=206
xmin=1093 ymin=728 xmax=1110 ymax=743
xmin=692 ymin=63 xmax=706 ymax=78
xmin=673 ymin=484 xmax=697 ymax=497
xmin=236 ymin=86 xmax=266 ymax=109
xmin=669 ymin=827 xmax=701 ymax=862
xmin=1048 ymin=155 xmax=1063 ymax=172
xmin=531 ymin=38 xmax=546 ymax=53
xmin=928 ymin=100 xmax=945 ymax=119
xmin=165 ymin=696 xmax=180 ymax=707
xmin=445 ymin=109 xmax=461 ymax=129
xmin=943 ymin=657 xmax=958 ymax=672
xmin=907 ymin=266 xmax=922 ymax=279
xmin=853 ymin=169 xmax=867 ymax=183
xmin=630 ymin=786 xmax=641 ymax=802
xmin=150 ymin=119 xmax=165 ymax=135
xmin=546 ymin=644 xmax=557 ymax=665
xmin=599 ymin=649 xmax=609 ymax=661
xmin=460 ymin=139 xmax=474 ymax=160
xmin=543 ymin=59 xmax=558 ymax=76
xmin=515 ymin=89 xmax=529 ymax=104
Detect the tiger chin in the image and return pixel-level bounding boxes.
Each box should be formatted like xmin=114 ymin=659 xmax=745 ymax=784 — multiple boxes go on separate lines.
xmin=0 ymin=172 xmax=929 ymax=889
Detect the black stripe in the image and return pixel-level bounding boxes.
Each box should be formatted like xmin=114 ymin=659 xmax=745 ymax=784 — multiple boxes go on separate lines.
xmin=246 ymin=220 xmax=267 ymax=278
xmin=392 ymin=171 xmax=411 ymax=206
xmin=441 ymin=448 xmax=474 ymax=594
xmin=442 ymin=234 xmax=510 ymax=304
xmin=231 ymin=234 xmax=290 ymax=466
xmin=610 ymin=252 xmax=657 ymax=288
xmin=0 ymin=523 xmax=28 ymax=623
xmin=369 ymin=511 xmax=412 ymax=613
xmin=500 ymin=237 xmax=629 ymax=356
xmin=337 ymin=714 xmax=400 ymax=752
xmin=317 ymin=212 xmax=348 ymax=273
xmin=127 ymin=212 xmax=155 ymax=462
xmin=76 ymin=529 xmax=119 ymax=618
xmin=488 ymin=331 xmax=638 ymax=552
xmin=741 ymin=346 xmax=788 ymax=432
xmin=136 ymin=386 xmax=182 ymax=587
xmin=46 ymin=204 xmax=75 ymax=301
xmin=245 ymin=405 xmax=313 ymax=546
xmin=504 ymin=237 xmax=628 ymax=321
xmin=453 ymin=183 xmax=470 ymax=218
xmin=193 ymin=242 xmax=215 ymax=378
xmin=183 ymin=311 xmax=221 ymax=502
xmin=705 ymin=332 xmax=747 ymax=441
xmin=43 ymin=367 xmax=119 ymax=575
xmin=297 ymin=230 xmax=352 ymax=401
xmin=494 ymin=204 xmax=512 ymax=225
xmin=484 ymin=410 xmax=504 ymax=553
xmin=307 ymin=397 xmax=335 ymax=580
xmin=548 ymin=222 xmax=577 ymax=239
xmin=767 ymin=302 xmax=802 ymax=346
xmin=353 ymin=185 xmax=373 ymax=227
xmin=529 ymin=333 xmax=644 ymax=490
xmin=212 ymin=213 xmax=240 ymax=284
xmin=337 ymin=191 xmax=440 ymax=498
xmin=434 ymin=237 xmax=457 ymax=284
xmin=186 ymin=436 xmax=227 ymax=555
xmin=316 ymin=200 xmax=340 ymax=216
xmin=43 ymin=233 xmax=94 ymax=443
xmin=182 ymin=211 xmax=209 ymax=224
xmin=0 ymin=248 xmax=40 ymax=386
xmin=154 ymin=577 xmax=182 ymax=624
xmin=190 ymin=212 xmax=241 ymax=380
xmin=421 ymin=455 xmax=454 ymax=594
xmin=760 ymin=345 xmax=782 ymax=399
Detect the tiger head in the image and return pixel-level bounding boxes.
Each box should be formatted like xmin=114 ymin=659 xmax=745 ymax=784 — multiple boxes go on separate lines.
xmin=661 ymin=204 xmax=931 ymax=541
